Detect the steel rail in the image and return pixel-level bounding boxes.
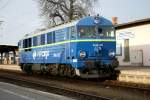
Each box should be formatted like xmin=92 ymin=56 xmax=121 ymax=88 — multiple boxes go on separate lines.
xmin=103 ymin=80 xmax=150 ymax=92
xmin=0 ymin=74 xmax=111 ymax=100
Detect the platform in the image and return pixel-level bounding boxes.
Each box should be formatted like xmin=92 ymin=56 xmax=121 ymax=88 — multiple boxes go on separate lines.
xmin=116 ymin=66 xmax=150 ymax=85
xmin=0 ymin=64 xmax=21 ymax=71
xmin=0 ymin=82 xmax=74 ymax=100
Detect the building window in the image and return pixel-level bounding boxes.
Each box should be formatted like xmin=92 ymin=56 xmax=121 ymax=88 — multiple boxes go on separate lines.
xmin=123 ymin=39 xmax=130 ymax=62
xmin=116 ymin=44 xmax=122 ymax=56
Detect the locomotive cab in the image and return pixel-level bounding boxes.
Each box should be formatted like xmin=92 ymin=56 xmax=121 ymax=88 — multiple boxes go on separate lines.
xmin=68 ymin=17 xmax=118 ymax=78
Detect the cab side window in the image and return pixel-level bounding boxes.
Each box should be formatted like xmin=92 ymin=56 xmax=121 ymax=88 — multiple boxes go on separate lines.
xmin=70 ymin=26 xmax=76 ymax=39
xmin=28 ymin=38 xmax=32 ymax=47
xmin=53 ymin=31 xmax=55 ymax=43
xmin=23 ymin=39 xmax=28 ymax=48
xmin=33 ymin=37 xmax=38 ymax=46
xmin=41 ymin=34 xmax=45 ymax=45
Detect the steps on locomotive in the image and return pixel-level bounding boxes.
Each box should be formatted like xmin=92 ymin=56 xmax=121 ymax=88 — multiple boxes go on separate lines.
xmin=116 ymin=66 xmax=150 ymax=85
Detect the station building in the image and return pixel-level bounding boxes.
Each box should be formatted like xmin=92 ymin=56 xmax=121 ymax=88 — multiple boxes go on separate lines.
xmin=115 ymin=18 xmax=150 ymax=67
xmin=0 ymin=45 xmax=18 ymax=65
xmin=0 ymin=22 xmax=19 ymax=65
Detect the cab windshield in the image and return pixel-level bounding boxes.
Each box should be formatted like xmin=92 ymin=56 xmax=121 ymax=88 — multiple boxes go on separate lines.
xmin=97 ymin=26 xmax=115 ymax=38
xmin=78 ymin=26 xmax=96 ymax=38
xmin=78 ymin=26 xmax=115 ymax=39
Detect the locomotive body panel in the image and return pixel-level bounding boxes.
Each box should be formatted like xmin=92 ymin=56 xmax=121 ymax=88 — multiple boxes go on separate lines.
xmin=18 ymin=16 xmax=118 ymax=78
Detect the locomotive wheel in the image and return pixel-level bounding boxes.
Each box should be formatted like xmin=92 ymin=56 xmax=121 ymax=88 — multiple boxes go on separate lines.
xmin=21 ymin=64 xmax=25 ymax=71
xmin=40 ymin=64 xmax=48 ymax=75
xmin=65 ymin=65 xmax=76 ymax=78
xmin=65 ymin=66 xmax=71 ymax=78
xmin=58 ymin=65 xmax=65 ymax=76
xmin=70 ymin=68 xmax=76 ymax=78
xmin=50 ymin=64 xmax=58 ymax=76
xmin=20 ymin=64 xmax=24 ymax=71
xmin=64 ymin=66 xmax=69 ymax=77
xmin=25 ymin=64 xmax=33 ymax=75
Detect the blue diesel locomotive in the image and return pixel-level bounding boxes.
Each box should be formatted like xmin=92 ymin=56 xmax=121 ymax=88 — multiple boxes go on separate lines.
xmin=18 ymin=15 xmax=118 ymax=78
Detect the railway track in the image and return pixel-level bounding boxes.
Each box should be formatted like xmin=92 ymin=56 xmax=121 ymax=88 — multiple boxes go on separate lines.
xmin=103 ymin=80 xmax=150 ymax=93
xmin=0 ymin=70 xmax=111 ymax=100
xmin=0 ymin=69 xmax=150 ymax=100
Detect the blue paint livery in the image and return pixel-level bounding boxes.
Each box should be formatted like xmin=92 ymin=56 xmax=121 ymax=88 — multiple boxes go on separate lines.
xmin=19 ymin=16 xmax=118 ymax=78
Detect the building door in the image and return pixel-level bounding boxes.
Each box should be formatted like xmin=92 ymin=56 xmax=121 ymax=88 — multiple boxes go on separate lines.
xmin=123 ymin=39 xmax=130 ymax=62
xmin=130 ymin=50 xmax=143 ymax=66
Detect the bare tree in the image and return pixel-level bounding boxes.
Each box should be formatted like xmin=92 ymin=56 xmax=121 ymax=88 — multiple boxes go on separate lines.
xmin=38 ymin=0 xmax=98 ymax=27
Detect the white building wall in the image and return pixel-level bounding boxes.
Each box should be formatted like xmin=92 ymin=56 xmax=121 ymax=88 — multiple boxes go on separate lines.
xmin=116 ymin=24 xmax=150 ymax=66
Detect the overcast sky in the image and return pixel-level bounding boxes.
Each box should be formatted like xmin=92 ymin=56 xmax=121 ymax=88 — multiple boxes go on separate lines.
xmin=0 ymin=0 xmax=150 ymax=45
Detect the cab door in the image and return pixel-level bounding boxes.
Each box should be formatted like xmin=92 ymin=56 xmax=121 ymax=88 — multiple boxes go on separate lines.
xmin=65 ymin=26 xmax=77 ymax=63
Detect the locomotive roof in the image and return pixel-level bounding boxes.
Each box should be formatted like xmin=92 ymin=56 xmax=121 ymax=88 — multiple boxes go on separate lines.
xmin=22 ymin=16 xmax=113 ymax=39
xmin=77 ymin=16 xmax=112 ymax=26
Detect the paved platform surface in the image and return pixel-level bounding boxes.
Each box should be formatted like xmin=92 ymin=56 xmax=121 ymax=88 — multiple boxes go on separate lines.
xmin=0 ymin=82 xmax=75 ymax=100
xmin=116 ymin=66 xmax=150 ymax=84
xmin=0 ymin=64 xmax=21 ymax=71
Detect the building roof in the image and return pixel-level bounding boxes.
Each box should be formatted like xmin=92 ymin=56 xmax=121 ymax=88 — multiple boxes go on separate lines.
xmin=0 ymin=45 xmax=18 ymax=53
xmin=116 ymin=18 xmax=150 ymax=30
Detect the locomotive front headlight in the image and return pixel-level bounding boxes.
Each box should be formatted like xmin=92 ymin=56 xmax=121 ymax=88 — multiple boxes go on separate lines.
xmin=94 ymin=14 xmax=100 ymax=24
xmin=108 ymin=50 xmax=115 ymax=57
xmin=79 ymin=51 xmax=86 ymax=58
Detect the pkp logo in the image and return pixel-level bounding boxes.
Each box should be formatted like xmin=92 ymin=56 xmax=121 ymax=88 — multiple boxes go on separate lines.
xmin=33 ymin=51 xmax=37 ymax=60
